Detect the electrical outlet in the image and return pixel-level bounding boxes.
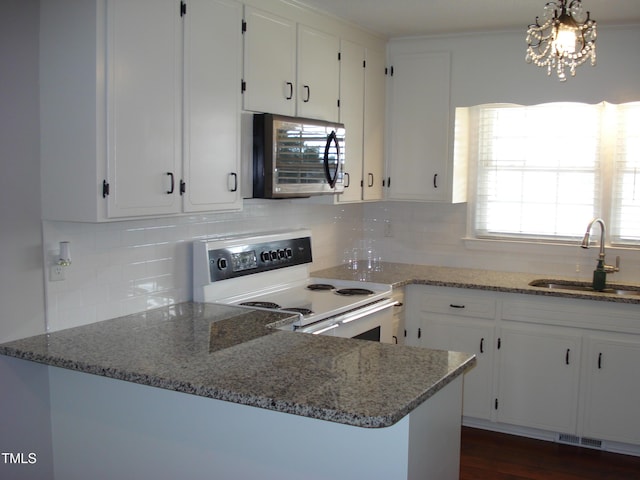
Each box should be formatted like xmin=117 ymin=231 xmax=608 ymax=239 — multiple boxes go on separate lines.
xmin=384 ymin=221 xmax=393 ymax=237
xmin=50 ymin=264 xmax=65 ymax=281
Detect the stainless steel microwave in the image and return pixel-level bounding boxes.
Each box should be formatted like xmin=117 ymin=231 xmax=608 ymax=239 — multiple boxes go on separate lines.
xmin=252 ymin=114 xmax=345 ymax=198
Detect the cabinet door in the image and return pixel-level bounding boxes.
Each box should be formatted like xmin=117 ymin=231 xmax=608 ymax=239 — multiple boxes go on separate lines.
xmin=420 ymin=316 xmax=495 ymax=419
xmin=297 ymin=25 xmax=340 ymax=122
xmin=106 ymin=0 xmax=182 ymax=218
xmin=183 ymin=0 xmax=241 ymax=212
xmin=243 ymin=7 xmax=296 ymax=116
xmin=337 ymin=40 xmax=365 ymax=203
xmin=362 ymin=48 xmax=386 ymax=201
xmin=581 ymin=334 xmax=640 ymax=444
xmin=496 ymin=324 xmax=581 ymax=433
xmin=387 ymin=51 xmax=450 ymax=202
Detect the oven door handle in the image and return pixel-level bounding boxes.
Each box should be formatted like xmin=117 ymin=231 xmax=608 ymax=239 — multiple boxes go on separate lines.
xmin=339 ymin=299 xmax=399 ymax=325
xmin=311 ymin=323 xmax=341 ymax=335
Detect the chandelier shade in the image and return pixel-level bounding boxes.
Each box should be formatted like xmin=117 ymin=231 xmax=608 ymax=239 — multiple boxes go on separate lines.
xmin=526 ymin=0 xmax=597 ymax=81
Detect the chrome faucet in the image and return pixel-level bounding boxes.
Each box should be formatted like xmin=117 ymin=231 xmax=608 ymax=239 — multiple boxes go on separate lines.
xmin=580 ymin=218 xmax=620 ymax=291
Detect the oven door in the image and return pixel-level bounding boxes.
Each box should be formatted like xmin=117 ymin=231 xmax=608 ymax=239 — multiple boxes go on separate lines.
xmin=297 ymin=299 xmax=397 ymax=343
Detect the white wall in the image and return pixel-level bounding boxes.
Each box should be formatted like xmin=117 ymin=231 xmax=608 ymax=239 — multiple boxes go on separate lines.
xmin=0 ymin=2 xmax=54 ymax=479
xmin=367 ymin=26 xmax=640 ymax=282
xmin=0 ymin=0 xmax=46 ymax=343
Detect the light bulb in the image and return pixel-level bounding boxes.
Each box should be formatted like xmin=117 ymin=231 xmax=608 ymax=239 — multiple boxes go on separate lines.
xmin=555 ymin=23 xmax=577 ymax=55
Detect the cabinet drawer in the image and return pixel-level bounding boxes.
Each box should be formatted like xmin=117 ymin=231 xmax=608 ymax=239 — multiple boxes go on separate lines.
xmin=413 ymin=287 xmax=496 ymax=319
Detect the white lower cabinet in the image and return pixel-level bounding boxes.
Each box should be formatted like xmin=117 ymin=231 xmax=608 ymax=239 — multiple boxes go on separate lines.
xmin=406 ymin=284 xmax=640 ymax=450
xmin=580 ymin=333 xmax=640 ymax=444
xmin=405 ymin=286 xmax=496 ymax=419
xmin=495 ymin=324 xmax=581 ymax=433
xmin=420 ymin=316 xmax=495 ymax=419
xmin=390 ymin=287 xmax=406 ymax=345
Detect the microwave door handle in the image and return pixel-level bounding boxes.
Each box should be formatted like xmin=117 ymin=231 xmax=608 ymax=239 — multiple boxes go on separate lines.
xmin=323 ymin=130 xmax=339 ymax=188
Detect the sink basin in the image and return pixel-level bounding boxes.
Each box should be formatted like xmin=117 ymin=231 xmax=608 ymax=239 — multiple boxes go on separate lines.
xmin=529 ymin=279 xmax=640 ymax=296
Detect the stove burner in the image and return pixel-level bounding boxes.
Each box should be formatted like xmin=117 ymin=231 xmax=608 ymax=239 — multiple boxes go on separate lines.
xmin=240 ymin=301 xmax=281 ymax=309
xmin=335 ymin=288 xmax=374 ymax=296
xmin=283 ymin=307 xmax=314 ymax=316
xmin=307 ymin=283 xmax=335 ymax=291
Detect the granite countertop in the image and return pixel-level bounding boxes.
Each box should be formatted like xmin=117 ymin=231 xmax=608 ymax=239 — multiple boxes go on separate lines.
xmin=0 ymin=302 xmax=475 ymax=429
xmin=312 ymin=262 xmax=640 ymax=305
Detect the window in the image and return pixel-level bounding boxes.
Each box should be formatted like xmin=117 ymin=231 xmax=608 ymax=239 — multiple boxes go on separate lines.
xmin=457 ymin=101 xmax=640 ymax=245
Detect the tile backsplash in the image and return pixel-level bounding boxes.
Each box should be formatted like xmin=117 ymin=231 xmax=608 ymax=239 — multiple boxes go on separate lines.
xmin=43 ymin=200 xmax=364 ymax=332
xmin=43 ymin=198 xmax=640 ymax=332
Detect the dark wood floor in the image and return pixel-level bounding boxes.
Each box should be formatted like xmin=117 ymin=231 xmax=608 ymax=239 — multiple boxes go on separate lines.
xmin=460 ymin=427 xmax=640 ymax=480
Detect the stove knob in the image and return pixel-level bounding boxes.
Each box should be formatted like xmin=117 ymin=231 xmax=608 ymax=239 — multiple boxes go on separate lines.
xmin=217 ymin=258 xmax=228 ymax=270
xmin=285 ymin=248 xmax=293 ymax=258
xmin=260 ymin=251 xmax=270 ymax=262
xmin=270 ymin=251 xmax=278 ymax=261
xmin=278 ymin=249 xmax=285 ymax=259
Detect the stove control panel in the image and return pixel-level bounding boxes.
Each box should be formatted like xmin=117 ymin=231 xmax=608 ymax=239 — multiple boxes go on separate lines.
xmin=205 ymin=236 xmax=312 ymax=282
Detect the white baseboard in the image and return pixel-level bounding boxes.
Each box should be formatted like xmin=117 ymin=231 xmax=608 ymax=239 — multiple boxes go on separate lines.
xmin=462 ymin=416 xmax=640 ymax=458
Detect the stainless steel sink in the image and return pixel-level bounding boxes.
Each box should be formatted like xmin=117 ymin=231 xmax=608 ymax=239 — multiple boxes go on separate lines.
xmin=528 ymin=279 xmax=640 ymax=296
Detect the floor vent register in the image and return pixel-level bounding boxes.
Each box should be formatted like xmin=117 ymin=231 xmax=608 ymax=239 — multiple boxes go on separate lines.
xmin=557 ymin=433 xmax=603 ymax=450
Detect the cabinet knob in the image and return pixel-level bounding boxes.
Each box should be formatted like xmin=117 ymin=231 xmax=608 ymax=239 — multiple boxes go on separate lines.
xmin=303 ymin=85 xmax=310 ymax=102
xmin=285 ymin=82 xmax=293 ymax=100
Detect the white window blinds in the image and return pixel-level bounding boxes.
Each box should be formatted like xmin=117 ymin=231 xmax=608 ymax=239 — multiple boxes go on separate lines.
xmin=612 ymin=103 xmax=640 ymax=242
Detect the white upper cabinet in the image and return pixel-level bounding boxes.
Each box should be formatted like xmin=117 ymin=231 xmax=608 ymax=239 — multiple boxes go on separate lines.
xmin=242 ymin=7 xmax=296 ymax=116
xmin=337 ymin=40 xmax=365 ymax=203
xmin=386 ymin=50 xmax=466 ymax=203
xmin=242 ymin=6 xmax=340 ymax=123
xmin=362 ymin=47 xmax=386 ymax=201
xmin=183 ymin=0 xmax=242 ymax=212
xmin=40 ymin=0 xmax=242 ymax=221
xmin=106 ymin=0 xmax=182 ymax=218
xmin=296 ymin=25 xmax=340 ymax=122
xmin=336 ymin=43 xmax=386 ymax=203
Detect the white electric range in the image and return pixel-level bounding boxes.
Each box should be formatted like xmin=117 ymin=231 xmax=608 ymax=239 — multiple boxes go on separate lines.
xmin=193 ymin=230 xmax=396 ymax=342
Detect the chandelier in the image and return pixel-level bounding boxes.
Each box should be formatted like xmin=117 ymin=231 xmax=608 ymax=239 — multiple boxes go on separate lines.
xmin=526 ymin=0 xmax=597 ymax=81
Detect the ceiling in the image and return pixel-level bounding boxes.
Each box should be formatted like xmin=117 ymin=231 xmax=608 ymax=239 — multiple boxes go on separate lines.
xmin=294 ymin=0 xmax=640 ymax=38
